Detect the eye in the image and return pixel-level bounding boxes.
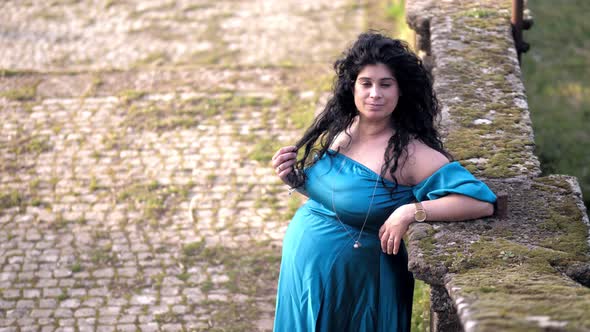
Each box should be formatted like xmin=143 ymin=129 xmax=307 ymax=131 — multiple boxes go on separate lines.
xmin=381 ymin=83 xmax=392 ymax=88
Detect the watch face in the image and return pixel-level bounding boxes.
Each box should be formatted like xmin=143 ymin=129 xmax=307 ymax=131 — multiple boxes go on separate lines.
xmin=415 ymin=210 xmax=427 ymax=222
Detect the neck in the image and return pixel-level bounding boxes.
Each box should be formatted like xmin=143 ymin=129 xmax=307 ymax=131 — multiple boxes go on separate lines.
xmin=355 ymin=117 xmax=393 ymax=140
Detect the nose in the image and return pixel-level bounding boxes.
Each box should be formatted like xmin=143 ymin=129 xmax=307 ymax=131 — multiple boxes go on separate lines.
xmin=369 ymin=85 xmax=381 ymax=99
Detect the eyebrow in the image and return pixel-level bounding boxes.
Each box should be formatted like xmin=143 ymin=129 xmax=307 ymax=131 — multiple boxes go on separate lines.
xmin=357 ymin=77 xmax=396 ymax=81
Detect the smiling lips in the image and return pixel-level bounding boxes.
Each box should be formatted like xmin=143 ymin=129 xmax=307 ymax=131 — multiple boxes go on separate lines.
xmin=366 ymin=103 xmax=385 ymax=109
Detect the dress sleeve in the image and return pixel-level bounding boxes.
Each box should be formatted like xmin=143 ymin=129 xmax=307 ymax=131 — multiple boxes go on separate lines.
xmin=412 ymin=162 xmax=497 ymax=203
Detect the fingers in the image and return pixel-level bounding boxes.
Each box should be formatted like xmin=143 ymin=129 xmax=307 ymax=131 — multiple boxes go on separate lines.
xmin=393 ymin=236 xmax=400 ymax=255
xmin=380 ymin=232 xmax=389 ymax=253
xmin=387 ymin=236 xmax=395 ymax=255
xmin=383 ymin=235 xmax=399 ymax=255
xmin=380 ymin=230 xmax=401 ymax=255
xmin=272 ymin=146 xmax=298 ymax=177
xmin=273 ymin=156 xmax=297 ymax=178
xmin=273 ymin=155 xmax=297 ymax=170
xmin=272 ymin=146 xmax=297 ymax=162
xmin=277 ymin=163 xmax=295 ymax=178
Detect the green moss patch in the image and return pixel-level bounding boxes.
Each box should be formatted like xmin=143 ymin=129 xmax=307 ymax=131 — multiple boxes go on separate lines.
xmin=452 ymin=266 xmax=590 ymax=330
xmin=118 ymin=89 xmax=146 ymax=104
xmin=11 ymin=135 xmax=53 ymax=155
xmin=455 ymin=238 xmax=575 ymax=274
xmin=533 ymin=176 xmax=574 ymax=192
xmin=0 ymin=81 xmax=40 ymax=101
xmin=0 ymin=69 xmax=35 ymax=77
xmin=430 ymin=177 xmax=588 ymax=273
xmin=411 ymin=175 xmax=589 ymax=328
xmin=0 ymin=187 xmax=47 ymax=213
xmin=458 ymin=8 xmax=500 ymax=19
xmin=181 ymin=242 xmax=280 ymax=295
xmin=116 ymin=180 xmax=191 ymax=226
xmin=538 ymin=211 xmax=588 ymax=258
xmin=431 ymin=2 xmax=539 ymax=179
xmin=248 ymin=137 xmax=284 ymax=164
xmin=274 ymin=87 xmax=316 ymax=130
xmin=119 ymin=93 xmax=281 ymax=132
xmin=90 ymin=243 xmax=118 ymax=266
xmin=179 ymin=242 xmax=281 ymax=330
xmin=132 ymin=51 xmax=170 ymax=68
xmin=0 ymin=190 xmax=25 ymax=211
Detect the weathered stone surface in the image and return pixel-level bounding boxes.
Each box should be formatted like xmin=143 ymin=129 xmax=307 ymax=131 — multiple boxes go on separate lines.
xmin=406 ymin=1 xmax=590 ymax=331
xmin=410 ymin=176 xmax=590 ymax=330
xmin=407 ymin=0 xmax=540 ymax=179
xmin=430 ymin=285 xmax=461 ymax=332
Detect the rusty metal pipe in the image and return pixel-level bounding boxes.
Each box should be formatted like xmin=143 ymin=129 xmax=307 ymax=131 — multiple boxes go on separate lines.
xmin=511 ymin=0 xmax=524 ymax=29
xmin=511 ymin=0 xmax=530 ymax=63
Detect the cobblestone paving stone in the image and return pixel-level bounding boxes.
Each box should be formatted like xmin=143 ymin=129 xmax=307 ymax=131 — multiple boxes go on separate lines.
xmin=0 ymin=0 xmax=369 ymax=331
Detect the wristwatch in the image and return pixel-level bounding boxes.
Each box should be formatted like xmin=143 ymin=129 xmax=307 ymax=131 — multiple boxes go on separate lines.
xmin=414 ymin=202 xmax=427 ymax=222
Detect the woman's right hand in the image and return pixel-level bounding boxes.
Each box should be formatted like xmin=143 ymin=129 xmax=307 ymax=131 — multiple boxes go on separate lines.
xmin=271 ymin=146 xmax=298 ymax=186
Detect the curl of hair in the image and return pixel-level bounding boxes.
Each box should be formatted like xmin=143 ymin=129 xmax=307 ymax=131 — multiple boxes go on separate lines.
xmin=288 ymin=31 xmax=451 ymax=192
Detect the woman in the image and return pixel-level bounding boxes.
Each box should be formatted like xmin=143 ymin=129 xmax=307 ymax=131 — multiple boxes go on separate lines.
xmin=271 ymin=32 xmax=496 ymax=331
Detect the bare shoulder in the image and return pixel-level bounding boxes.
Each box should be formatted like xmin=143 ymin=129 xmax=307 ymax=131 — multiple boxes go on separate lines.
xmin=403 ymin=139 xmax=450 ymax=185
xmin=331 ymin=129 xmax=353 ymax=151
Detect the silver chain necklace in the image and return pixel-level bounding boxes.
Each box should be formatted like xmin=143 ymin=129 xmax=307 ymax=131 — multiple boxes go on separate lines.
xmin=330 ymin=156 xmax=381 ymax=249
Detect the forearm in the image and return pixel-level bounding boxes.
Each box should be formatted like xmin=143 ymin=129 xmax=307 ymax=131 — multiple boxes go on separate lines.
xmin=380 ymin=195 xmax=494 ymax=255
xmin=418 ymin=194 xmax=494 ymax=222
xmin=291 ymin=186 xmax=309 ymax=197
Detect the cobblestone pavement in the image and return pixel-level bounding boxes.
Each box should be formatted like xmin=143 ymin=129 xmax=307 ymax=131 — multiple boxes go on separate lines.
xmin=0 ymin=0 xmax=369 ymax=331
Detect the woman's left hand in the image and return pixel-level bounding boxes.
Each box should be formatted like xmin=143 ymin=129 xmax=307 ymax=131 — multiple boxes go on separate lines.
xmin=378 ymin=204 xmax=414 ymax=255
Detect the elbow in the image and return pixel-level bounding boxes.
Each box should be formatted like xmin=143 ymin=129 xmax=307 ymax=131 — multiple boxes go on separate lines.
xmin=484 ymin=202 xmax=494 ymax=217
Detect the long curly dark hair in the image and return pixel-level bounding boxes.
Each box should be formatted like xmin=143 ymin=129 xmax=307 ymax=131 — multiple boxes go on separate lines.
xmin=289 ymin=31 xmax=451 ymax=191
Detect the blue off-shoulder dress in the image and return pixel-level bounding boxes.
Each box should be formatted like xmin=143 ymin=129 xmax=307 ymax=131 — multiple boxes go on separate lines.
xmin=273 ymin=151 xmax=496 ymax=332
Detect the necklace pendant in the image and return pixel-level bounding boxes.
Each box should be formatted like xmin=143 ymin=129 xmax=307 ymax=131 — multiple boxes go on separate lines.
xmin=353 ymin=241 xmax=361 ymax=249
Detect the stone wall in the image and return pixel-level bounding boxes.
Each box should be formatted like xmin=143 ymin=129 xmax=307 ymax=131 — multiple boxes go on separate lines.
xmin=405 ymin=1 xmax=590 ymax=331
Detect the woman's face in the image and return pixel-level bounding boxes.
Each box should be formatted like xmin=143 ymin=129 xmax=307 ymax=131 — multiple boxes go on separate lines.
xmin=353 ymin=63 xmax=400 ymax=122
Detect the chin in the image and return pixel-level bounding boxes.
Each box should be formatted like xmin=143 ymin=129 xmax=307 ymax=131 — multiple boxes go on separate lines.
xmin=361 ymin=111 xmax=392 ymax=118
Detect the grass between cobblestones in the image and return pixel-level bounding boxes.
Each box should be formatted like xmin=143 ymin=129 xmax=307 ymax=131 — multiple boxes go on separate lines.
xmin=0 ymin=191 xmax=25 ymax=211
xmin=0 ymin=65 xmax=321 ymax=330
xmin=178 ymin=241 xmax=281 ymax=330
xmin=0 ymin=84 xmax=38 ymax=101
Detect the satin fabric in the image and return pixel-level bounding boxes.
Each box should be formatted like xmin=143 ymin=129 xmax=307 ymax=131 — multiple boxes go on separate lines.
xmin=273 ymin=151 xmax=496 ymax=332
